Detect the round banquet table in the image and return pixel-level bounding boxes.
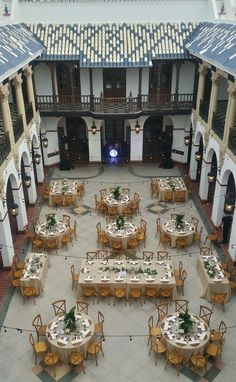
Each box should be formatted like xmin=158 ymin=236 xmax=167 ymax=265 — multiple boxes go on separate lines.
xmin=161 ymin=220 xmax=195 ymax=247
xmin=105 ymin=221 xmax=138 ymax=249
xmin=103 ymin=193 xmax=130 ymax=214
xmin=46 ymin=313 xmax=94 ymax=363
xmin=35 ymin=220 xmax=69 ymax=248
xmin=160 ymin=312 xmax=210 ymax=363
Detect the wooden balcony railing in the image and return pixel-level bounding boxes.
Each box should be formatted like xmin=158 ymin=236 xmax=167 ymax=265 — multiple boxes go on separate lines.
xmin=36 ymin=93 xmax=194 ymax=114
xmin=212 ymin=111 xmax=224 ymax=140
xmin=199 ymin=100 xmax=209 ymax=123
xmin=0 ymin=132 xmax=11 ymax=166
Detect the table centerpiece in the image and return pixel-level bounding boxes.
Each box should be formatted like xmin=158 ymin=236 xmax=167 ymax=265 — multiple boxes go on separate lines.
xmin=46 ymin=213 xmax=57 ymax=230
xmin=178 ymin=309 xmax=193 ymax=335
xmin=113 ymin=186 xmax=121 ymax=201
xmin=116 ymin=215 xmax=125 ymax=230
xmin=175 ymin=214 xmax=185 ymax=230
xmin=64 ymin=306 xmax=77 ymax=333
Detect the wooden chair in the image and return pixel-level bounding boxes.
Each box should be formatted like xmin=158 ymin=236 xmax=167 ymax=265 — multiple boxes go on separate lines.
xmin=136 ymin=219 xmax=147 ymax=248
xmin=71 ymin=265 xmax=80 ymax=290
xmin=81 ymin=286 xmax=96 ymax=304
xmin=122 ymin=205 xmax=133 ymax=220
xmin=11 ymin=277 xmax=21 ymax=289
xmin=111 ymin=238 xmax=124 ymax=255
xmin=194 ymin=226 xmax=204 ymax=246
xmin=204 ymin=226 xmax=219 ymax=247
xmin=99 ymin=189 xmax=107 ymax=199
xmin=159 ymin=229 xmax=171 ymax=248
xmin=191 ymin=217 xmax=199 ymax=232
xmin=29 ymin=333 xmax=47 ymax=365
xmin=205 ymin=339 xmax=224 ymax=364
xmin=189 ymin=354 xmax=207 ymax=372
xmin=199 ymin=305 xmax=213 ymax=326
xmin=155 ymin=217 xmax=161 ymax=238
xmin=210 ymin=320 xmax=227 ymax=343
xmin=149 ymin=337 xmax=167 ymax=365
xmin=151 ymin=181 xmax=159 ymax=199
xmin=32 ymin=238 xmax=44 ymax=253
xmin=94 ymin=194 xmax=107 ymax=215
xmin=63 ymin=214 xmax=71 ymax=226
xmin=129 ymin=287 xmax=142 ymax=306
xmin=86 ymin=252 xmax=97 ymax=260
xmin=97 ymin=286 xmax=111 ymax=305
xmin=147 ymin=315 xmax=161 ymax=345
xmin=211 ymin=293 xmax=227 ymax=312
xmin=176 ymin=270 xmax=187 ymax=296
xmin=23 ymin=224 xmax=36 ymax=241
xmin=51 ymin=194 xmax=63 ymax=206
xmin=164 ymin=190 xmax=173 ymax=203
xmin=13 ymin=254 xmax=26 ymax=270
xmin=86 ymin=336 xmax=104 ymax=366
xmin=76 ymin=300 xmax=89 ymax=314
xmin=158 ymin=287 xmax=173 ymax=305
xmin=69 ymin=221 xmax=77 ymax=242
xmin=43 ymin=186 xmax=50 ymax=202
xmin=68 ymin=352 xmax=85 ymax=373
xmin=52 ymin=299 xmax=66 ymax=316
xmin=11 ymin=261 xmax=23 ymax=278
xmin=175 ymin=236 xmax=188 ymax=251
xmin=44 ymin=352 xmax=60 ymax=377
xmin=156 ymin=302 xmax=168 ymax=325
xmin=165 ymin=350 xmax=184 ymax=375
xmin=97 ymin=250 xmax=110 ymax=260
xmin=130 ymin=192 xmax=140 ymax=216
xmin=64 ymin=194 xmax=74 ymax=206
xmin=113 ymin=287 xmax=126 ymax=306
xmin=143 ymin=251 xmax=154 ymax=261
xmin=32 ymin=314 xmax=47 ymax=341
xmin=174 ymin=299 xmax=189 ymax=313
xmin=174 ymin=190 xmax=186 ymax=202
xmin=200 ymin=247 xmax=211 ymax=256
xmin=156 ymin=251 xmax=169 ymax=261
xmin=173 ymin=260 xmax=183 ymax=278
xmin=44 ymin=239 xmax=58 ymax=254
xmin=96 ymin=222 xmax=109 ymax=249
xmin=94 ymin=311 xmax=104 ymax=336
xmin=121 ymin=187 xmax=130 ymax=196
xmin=22 ymin=286 xmax=37 ymax=305
xmin=107 ymin=206 xmax=118 ymax=218
xmin=144 ymin=286 xmax=158 ymax=303
xmin=61 ymin=233 xmax=73 ymax=250
xmin=127 ymin=234 xmax=139 ymax=251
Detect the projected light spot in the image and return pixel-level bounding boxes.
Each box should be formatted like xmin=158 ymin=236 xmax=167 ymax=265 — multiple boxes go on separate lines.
xmin=109 ymin=149 xmax=118 ymax=158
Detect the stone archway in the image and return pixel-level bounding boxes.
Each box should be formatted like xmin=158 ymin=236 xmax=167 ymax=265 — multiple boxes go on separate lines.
xmin=143 ymin=116 xmax=164 ymax=163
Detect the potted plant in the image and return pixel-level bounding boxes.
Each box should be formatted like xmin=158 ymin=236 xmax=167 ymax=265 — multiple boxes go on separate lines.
xmin=64 ymin=306 xmax=76 ymax=333
xmin=46 ymin=213 xmax=57 ymax=229
xmin=179 ymin=309 xmax=193 ymax=334
xmin=116 ymin=215 xmax=125 ymax=230
xmin=175 ymin=214 xmax=185 ymax=229
xmin=113 ymin=186 xmax=121 ymax=201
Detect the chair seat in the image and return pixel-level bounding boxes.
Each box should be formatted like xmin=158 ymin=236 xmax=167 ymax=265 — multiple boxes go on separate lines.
xmin=72 ymin=273 xmax=80 ymax=281
xmin=35 ymin=341 xmax=47 ymax=353
xmin=153 ymin=340 xmax=166 ymax=354
xmin=205 ymin=342 xmax=221 ymax=357
xmin=94 ymin=322 xmax=103 ymax=333
xmin=175 ymin=279 xmax=184 ymax=287
xmin=23 ymin=287 xmax=37 ymax=297
xmin=190 ymin=354 xmax=207 ymax=368
xmin=86 ymin=341 xmax=97 ymax=355
xmin=150 ymin=327 xmax=161 ymax=337
xmin=38 ymin=325 xmax=47 ymax=337
xmin=44 ymin=352 xmax=60 ymax=365
xmin=69 ymin=352 xmax=83 ymax=365
xmin=210 ymin=330 xmax=222 ymax=342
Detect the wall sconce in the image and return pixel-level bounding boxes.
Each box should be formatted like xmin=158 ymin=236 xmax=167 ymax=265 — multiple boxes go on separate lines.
xmin=23 ymin=175 xmax=31 ymax=188
xmin=184 ymin=136 xmax=190 ymax=145
xmin=195 ymin=151 xmax=202 ymax=161
xmin=42 ymin=136 xmax=48 ymax=148
xmin=218 ymin=167 xmax=221 ymax=175
xmin=225 ymin=202 xmax=234 ymax=213
xmin=224 ymin=192 xmax=235 ymax=213
xmin=207 ymin=173 xmax=215 ymax=183
xmin=9 ymin=203 xmax=19 ymax=217
xmin=34 ymin=153 xmax=41 ymax=165
xmin=135 ymin=121 xmax=140 ymax=134
xmin=91 ymin=122 xmax=97 ymax=135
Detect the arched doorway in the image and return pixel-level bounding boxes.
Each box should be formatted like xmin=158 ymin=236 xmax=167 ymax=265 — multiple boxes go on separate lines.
xmin=6 ymin=175 xmax=18 ymax=241
xmin=58 ymin=117 xmax=89 ymax=166
xmin=143 ymin=116 xmax=164 ymax=163
xmin=102 ymin=118 xmax=130 ymax=164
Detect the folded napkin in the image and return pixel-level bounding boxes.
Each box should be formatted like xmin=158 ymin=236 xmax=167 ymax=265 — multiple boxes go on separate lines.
xmin=71 ymin=338 xmax=83 ymax=345
xmin=146 ymin=277 xmax=155 ymax=282
xmin=115 ymin=277 xmax=125 ymax=282
xmin=50 ymin=322 xmax=58 ymax=330
xmin=164 ymin=264 xmax=171 ymax=270
xmin=198 ymin=323 xmax=205 ymax=332
xmin=101 ymin=261 xmax=108 ymax=265
xmin=57 ymin=337 xmax=68 ymax=345
xmin=165 ymin=271 xmax=172 ymax=278
xmin=114 ymin=260 xmax=123 ymax=265
xmin=75 ymin=314 xmax=82 ymax=320
xmin=143 ymin=261 xmax=152 ymax=266
xmin=81 ymin=319 xmax=90 ymax=328
xmin=175 ymin=338 xmax=187 ymax=345
xmin=101 ymin=276 xmax=110 ymax=282
xmin=160 ymin=277 xmax=170 ymax=283
xmin=81 ymin=329 xmax=90 ymax=338
xmin=219 ymin=271 xmax=225 ymax=278
xmin=198 ymin=332 xmax=206 ymax=341
xmin=29 ymin=275 xmax=40 ymax=280
xmin=156 ymin=261 xmax=164 ymax=265
xmin=83 ymin=267 xmax=90 ymax=274
xmin=87 ymin=261 xmax=94 ymax=265
xmin=84 ymin=276 xmax=94 ymax=282
xmin=166 ymin=316 xmax=176 ymax=322
xmin=166 ymin=333 xmax=175 ymax=340
xmin=189 ymin=339 xmax=200 ymax=345
xmin=57 ymin=315 xmax=64 ymax=322
xmin=130 ymin=261 xmax=138 ymax=265
xmin=130 ymin=277 xmax=140 ymax=282
xmin=212 ymin=277 xmax=223 ymax=282
xmin=164 ymin=322 xmax=171 ymax=331
xmin=49 ymin=332 xmax=58 ymax=340
xmin=215 ymin=264 xmax=221 ymax=270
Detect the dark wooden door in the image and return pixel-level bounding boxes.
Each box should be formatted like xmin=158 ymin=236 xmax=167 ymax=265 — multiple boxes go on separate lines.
xmin=149 ymin=61 xmax=172 ymax=96
xmin=143 ymin=116 xmax=163 ymax=162
xmin=56 ymin=63 xmax=81 ymax=100
xmin=103 ymin=69 xmax=126 ymax=98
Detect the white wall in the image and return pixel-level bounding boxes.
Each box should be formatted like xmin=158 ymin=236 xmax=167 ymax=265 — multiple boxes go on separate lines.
xmin=14 ymin=1 xmax=214 ymax=23
xmin=34 ymin=63 xmax=52 ymax=95
xmin=126 ymin=68 xmax=139 ymax=97
xmin=80 ymin=68 xmax=90 ymax=95
xmin=179 ymin=62 xmax=196 ymax=93
xmin=142 ymin=68 xmax=149 ymax=95
xmin=93 ymin=69 xmax=103 ymax=97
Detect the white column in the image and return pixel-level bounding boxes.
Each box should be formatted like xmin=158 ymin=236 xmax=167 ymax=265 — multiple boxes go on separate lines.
xmin=199 ymin=158 xmax=211 ymax=200
xmin=13 ymin=185 xmax=28 ymax=230
xmin=211 ymin=181 xmax=227 ymax=226
xmin=0 ymin=213 xmax=14 ymax=267
xmin=88 ymin=130 xmax=101 ymax=162
xmin=130 ymin=120 xmax=143 ymax=161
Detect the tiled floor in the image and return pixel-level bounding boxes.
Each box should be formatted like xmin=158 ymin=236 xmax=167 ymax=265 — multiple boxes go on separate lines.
xmin=0 ymin=164 xmax=235 ymax=382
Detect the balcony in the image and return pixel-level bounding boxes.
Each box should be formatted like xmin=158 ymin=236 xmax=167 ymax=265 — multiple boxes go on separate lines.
xmin=228 ymin=128 xmax=236 ymax=155
xmin=36 ymin=93 xmax=193 ymax=116
xmin=211 ymin=101 xmax=228 ymax=141
xmin=199 ymin=100 xmax=209 ymax=123
xmin=25 ymin=102 xmax=34 ymax=125
xmin=0 ymin=132 xmax=11 ymax=166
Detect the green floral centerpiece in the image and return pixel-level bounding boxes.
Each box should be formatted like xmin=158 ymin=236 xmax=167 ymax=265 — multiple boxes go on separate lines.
xmin=179 ymin=309 xmax=193 ymax=334
xmin=175 ymin=214 xmax=185 ymax=230
xmin=113 ymin=186 xmax=121 ymax=201
xmin=64 ymin=306 xmax=76 ymax=333
xmin=167 ymin=179 xmax=176 ymax=191
xmin=116 ymin=215 xmax=125 ymax=230
xmin=46 ymin=213 xmax=57 ymax=229
xmin=61 ymin=178 xmax=69 ymax=194
xmin=203 ymin=261 xmax=217 ymax=278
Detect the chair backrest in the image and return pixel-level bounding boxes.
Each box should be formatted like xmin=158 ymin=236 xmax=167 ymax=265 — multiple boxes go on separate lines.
xmin=126 ymin=249 xmax=136 ymax=259
xmin=29 ymin=333 xmax=36 ymax=350
xmin=63 ymin=215 xmax=71 ymax=226
xmin=142 ymin=251 xmax=154 ymax=260
xmin=218 ymin=320 xmax=227 ymax=337
xmin=156 ymin=302 xmax=168 ymax=319
xmin=76 ymin=300 xmax=89 ymax=314
xmin=130 ymin=287 xmax=142 ymax=298
xmin=156 ymin=218 xmax=161 ymax=233
xmin=157 ymin=251 xmax=169 ymax=260
xmin=193 ymin=355 xmax=207 ymax=368
xmin=140 ymin=219 xmax=147 ymax=230
xmin=122 ymin=188 xmax=130 ymax=196
xmin=199 ymin=305 xmax=213 ymax=326
xmin=181 ymin=270 xmax=187 ymax=282
xmin=52 ymin=299 xmax=66 ymax=316
xmin=191 ymin=217 xmax=199 ymax=232
xmin=200 ymin=247 xmax=211 ymax=256
xmin=167 ymin=350 xmax=183 ymax=364
xmin=212 ymin=293 xmax=227 ymax=304
xmin=178 ymin=261 xmax=183 ymax=274
xmin=97 ymin=250 xmax=109 ymax=259
xmin=32 ymin=314 xmax=42 ymax=334
xmin=134 ymin=192 xmax=140 ymax=201
xmin=100 ymin=189 xmax=107 ymax=199
xmin=96 ymin=222 xmax=102 ymax=232
xmin=98 ymin=311 xmax=104 ymax=325
xmin=86 ymin=252 xmax=97 ymax=260
xmin=174 ymin=299 xmax=189 ymax=313
xmin=148 ymin=315 xmax=154 ymax=329
xmin=71 ymin=264 xmax=75 ymax=276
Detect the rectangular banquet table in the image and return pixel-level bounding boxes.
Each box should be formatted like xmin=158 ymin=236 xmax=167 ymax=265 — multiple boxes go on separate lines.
xmin=49 ymin=180 xmax=78 ymax=206
xmin=157 ymin=177 xmax=188 ymax=202
xmin=20 ymin=252 xmax=50 ymax=295
xmin=196 ymin=255 xmax=230 ymax=302
xmin=78 ymin=258 xmax=177 ymax=299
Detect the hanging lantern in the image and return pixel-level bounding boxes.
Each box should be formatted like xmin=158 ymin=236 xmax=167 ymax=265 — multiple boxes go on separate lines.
xmin=9 ymin=203 xmax=19 ymax=217
xmin=135 ymin=121 xmax=140 ymax=134
xmin=195 ymin=151 xmax=201 ymax=161
xmin=207 ymin=173 xmax=215 ymax=183
xmin=91 ymin=122 xmax=97 ymax=135
xmin=34 ymin=153 xmax=41 ymax=165
xmin=225 ymin=202 xmax=234 ymax=213
xmin=23 ymin=175 xmax=31 ymax=188
xmin=184 ymin=136 xmax=190 ymax=145
xmin=42 ymin=136 xmax=48 ymax=148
